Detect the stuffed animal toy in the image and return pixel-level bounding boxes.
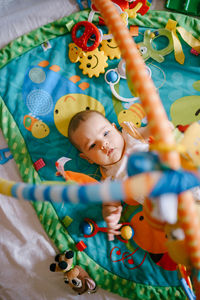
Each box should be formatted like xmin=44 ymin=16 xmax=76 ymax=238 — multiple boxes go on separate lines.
xmin=50 ymin=250 xmax=97 ymax=295
xmin=50 ymin=250 xmax=74 ymax=272
xmin=63 ymin=265 xmax=97 ymax=295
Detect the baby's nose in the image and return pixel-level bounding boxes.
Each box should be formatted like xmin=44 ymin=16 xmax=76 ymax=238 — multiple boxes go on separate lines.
xmin=99 ymin=141 xmax=108 ymax=150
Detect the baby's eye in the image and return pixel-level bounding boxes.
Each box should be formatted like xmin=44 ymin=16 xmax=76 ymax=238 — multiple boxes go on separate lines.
xmin=104 ymin=131 xmax=109 ymax=136
xmin=89 ymin=143 xmax=96 ymax=150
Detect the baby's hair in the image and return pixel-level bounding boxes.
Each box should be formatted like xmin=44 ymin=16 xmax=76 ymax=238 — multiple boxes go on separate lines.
xmin=68 ymin=110 xmax=106 ymax=150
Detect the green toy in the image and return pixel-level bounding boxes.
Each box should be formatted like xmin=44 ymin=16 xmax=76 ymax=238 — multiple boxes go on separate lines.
xmin=137 ymin=28 xmax=174 ymax=63
xmin=165 ymin=0 xmax=200 ymax=17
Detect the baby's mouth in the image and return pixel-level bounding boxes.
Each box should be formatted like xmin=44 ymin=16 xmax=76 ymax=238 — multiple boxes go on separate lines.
xmin=107 ymin=148 xmax=114 ymax=156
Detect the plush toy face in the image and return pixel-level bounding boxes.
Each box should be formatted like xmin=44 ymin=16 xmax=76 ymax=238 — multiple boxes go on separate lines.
xmin=64 ymin=265 xmax=96 ymax=295
xmin=50 ymin=250 xmax=74 ymax=273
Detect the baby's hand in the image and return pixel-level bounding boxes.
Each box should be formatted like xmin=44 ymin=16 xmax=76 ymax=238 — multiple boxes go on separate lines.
xmin=102 ymin=202 xmax=122 ymax=241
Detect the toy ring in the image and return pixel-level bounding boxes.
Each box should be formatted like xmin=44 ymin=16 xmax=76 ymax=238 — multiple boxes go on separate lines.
xmin=105 ymin=59 xmax=151 ymax=102
xmin=71 ymin=21 xmax=101 ymax=52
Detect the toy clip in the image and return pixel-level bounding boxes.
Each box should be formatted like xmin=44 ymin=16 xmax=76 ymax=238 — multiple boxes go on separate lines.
xmin=0 ymin=147 xmax=13 ymax=164
xmin=105 ymin=59 xmax=151 ymax=102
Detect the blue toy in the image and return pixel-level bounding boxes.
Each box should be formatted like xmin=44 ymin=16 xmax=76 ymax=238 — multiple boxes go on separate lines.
xmin=0 ymin=148 xmax=13 ymax=164
xmin=76 ymin=0 xmax=91 ymax=10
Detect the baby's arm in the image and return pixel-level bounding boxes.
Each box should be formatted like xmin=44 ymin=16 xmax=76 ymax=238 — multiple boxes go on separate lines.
xmin=122 ymin=121 xmax=174 ymax=141
xmin=102 ymin=202 xmax=122 ymax=241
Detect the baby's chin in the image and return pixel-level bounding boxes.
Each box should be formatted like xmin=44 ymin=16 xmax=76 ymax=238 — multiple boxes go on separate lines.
xmin=102 ymin=150 xmax=122 ymax=166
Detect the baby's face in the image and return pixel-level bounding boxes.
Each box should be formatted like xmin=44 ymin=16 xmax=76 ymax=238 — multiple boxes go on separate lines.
xmin=72 ymin=113 xmax=125 ymax=166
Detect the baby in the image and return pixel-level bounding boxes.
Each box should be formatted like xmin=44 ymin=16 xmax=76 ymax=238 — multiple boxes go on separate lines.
xmin=68 ymin=110 xmax=151 ymax=240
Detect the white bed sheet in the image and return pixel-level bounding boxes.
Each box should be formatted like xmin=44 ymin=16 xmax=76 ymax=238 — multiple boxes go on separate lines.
xmin=0 ymin=1 xmax=165 ymax=299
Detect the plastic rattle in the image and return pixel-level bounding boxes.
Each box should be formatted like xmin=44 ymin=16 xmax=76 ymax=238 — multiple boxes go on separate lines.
xmin=71 ymin=21 xmax=101 ymax=52
xmin=80 ymin=218 xmax=134 ymax=243
xmin=105 ymin=59 xmax=151 ymax=102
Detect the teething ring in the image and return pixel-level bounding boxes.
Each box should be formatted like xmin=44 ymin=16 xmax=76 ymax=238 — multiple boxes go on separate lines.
xmin=71 ymin=21 xmax=101 ymax=52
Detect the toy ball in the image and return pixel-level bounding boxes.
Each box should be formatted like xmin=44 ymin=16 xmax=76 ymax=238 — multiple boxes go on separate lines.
xmin=80 ymin=220 xmax=93 ymax=235
xmin=106 ymin=70 xmax=119 ymax=84
xmin=127 ymin=152 xmax=161 ymax=177
xmin=121 ymin=225 xmax=134 ymax=240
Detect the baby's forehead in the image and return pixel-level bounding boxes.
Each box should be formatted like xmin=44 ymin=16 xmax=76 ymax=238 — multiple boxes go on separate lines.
xmin=84 ymin=113 xmax=109 ymax=124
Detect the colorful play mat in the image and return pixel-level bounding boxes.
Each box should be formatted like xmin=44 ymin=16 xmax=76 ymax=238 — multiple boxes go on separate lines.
xmin=0 ymin=7 xmax=200 ymax=299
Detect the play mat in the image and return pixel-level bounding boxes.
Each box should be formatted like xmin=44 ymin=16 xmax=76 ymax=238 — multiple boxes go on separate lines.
xmin=0 ymin=5 xmax=200 ymax=299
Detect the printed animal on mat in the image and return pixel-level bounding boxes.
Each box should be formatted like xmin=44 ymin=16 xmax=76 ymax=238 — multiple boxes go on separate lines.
xmin=118 ymin=103 xmax=146 ymax=127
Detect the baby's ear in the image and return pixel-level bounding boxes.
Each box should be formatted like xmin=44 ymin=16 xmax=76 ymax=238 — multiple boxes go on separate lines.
xmin=79 ymin=153 xmax=93 ymax=164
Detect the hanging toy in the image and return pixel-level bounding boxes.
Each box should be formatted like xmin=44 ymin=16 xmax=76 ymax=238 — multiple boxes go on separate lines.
xmin=105 ymin=59 xmax=151 ymax=102
xmin=137 ymin=28 xmax=174 ymax=63
xmin=71 ymin=21 xmax=101 ymax=52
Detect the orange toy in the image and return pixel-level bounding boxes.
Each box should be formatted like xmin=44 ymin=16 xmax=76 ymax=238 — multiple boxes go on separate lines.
xmin=92 ymin=0 xmax=200 ymax=296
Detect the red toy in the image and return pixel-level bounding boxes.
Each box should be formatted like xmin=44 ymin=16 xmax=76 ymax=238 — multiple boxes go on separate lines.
xmin=91 ymin=0 xmax=129 ymax=12
xmin=71 ymin=21 xmax=101 ymax=52
xmin=129 ymin=0 xmax=150 ymax=15
xmin=80 ymin=218 xmax=134 ymax=243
